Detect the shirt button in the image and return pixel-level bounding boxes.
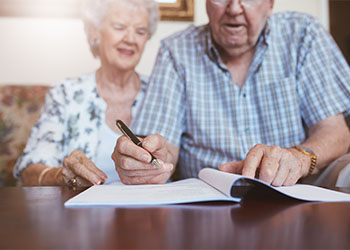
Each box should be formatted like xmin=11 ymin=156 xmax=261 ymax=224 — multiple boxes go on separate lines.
xmin=245 ymin=128 xmax=250 ymax=133
xmin=243 ymin=93 xmax=246 ymax=98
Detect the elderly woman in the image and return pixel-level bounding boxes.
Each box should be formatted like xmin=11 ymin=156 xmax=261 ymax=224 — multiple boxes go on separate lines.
xmin=13 ymin=0 xmax=159 ymax=186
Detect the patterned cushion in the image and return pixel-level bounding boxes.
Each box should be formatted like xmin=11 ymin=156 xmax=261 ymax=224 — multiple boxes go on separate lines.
xmin=0 ymin=85 xmax=48 ymax=186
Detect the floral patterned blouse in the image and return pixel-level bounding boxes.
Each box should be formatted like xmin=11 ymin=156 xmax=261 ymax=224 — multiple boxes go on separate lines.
xmin=13 ymin=72 xmax=147 ymax=180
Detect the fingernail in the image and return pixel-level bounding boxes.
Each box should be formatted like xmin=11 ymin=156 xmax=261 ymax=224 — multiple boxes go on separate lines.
xmin=143 ymin=141 xmax=154 ymax=151
xmin=94 ymin=178 xmax=102 ymax=185
xmin=164 ymin=163 xmax=173 ymax=171
xmin=142 ymin=154 xmax=150 ymax=162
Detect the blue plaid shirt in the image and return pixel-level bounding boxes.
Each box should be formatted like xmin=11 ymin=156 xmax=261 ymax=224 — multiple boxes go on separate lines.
xmin=133 ymin=12 xmax=350 ymax=179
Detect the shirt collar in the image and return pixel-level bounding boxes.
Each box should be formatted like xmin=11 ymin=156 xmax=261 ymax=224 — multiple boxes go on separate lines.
xmin=205 ymin=26 xmax=221 ymax=64
xmin=260 ymin=18 xmax=271 ymax=46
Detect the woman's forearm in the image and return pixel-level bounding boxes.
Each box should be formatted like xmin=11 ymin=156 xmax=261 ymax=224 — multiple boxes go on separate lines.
xmin=21 ymin=164 xmax=63 ymax=186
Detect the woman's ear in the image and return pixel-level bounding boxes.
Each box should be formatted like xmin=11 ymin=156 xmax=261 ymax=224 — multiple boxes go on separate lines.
xmin=85 ymin=24 xmax=101 ymax=57
xmin=86 ymin=24 xmax=100 ymax=46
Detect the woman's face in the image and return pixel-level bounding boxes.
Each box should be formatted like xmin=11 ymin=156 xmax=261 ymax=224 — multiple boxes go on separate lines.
xmin=97 ymin=1 xmax=149 ymax=72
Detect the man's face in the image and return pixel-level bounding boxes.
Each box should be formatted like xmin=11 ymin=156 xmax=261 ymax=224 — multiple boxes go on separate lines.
xmin=206 ymin=0 xmax=274 ymax=58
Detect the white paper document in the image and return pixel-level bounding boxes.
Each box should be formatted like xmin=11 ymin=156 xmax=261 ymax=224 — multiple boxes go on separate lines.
xmin=65 ymin=168 xmax=350 ymax=207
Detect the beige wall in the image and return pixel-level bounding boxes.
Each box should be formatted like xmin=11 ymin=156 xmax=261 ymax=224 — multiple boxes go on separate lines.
xmin=0 ymin=0 xmax=329 ymax=85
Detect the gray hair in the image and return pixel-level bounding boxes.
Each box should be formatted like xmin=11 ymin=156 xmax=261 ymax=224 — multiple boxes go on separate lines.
xmin=83 ymin=0 xmax=159 ymax=57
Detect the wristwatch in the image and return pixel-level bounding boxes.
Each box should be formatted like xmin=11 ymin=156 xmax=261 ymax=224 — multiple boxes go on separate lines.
xmin=293 ymin=145 xmax=317 ymax=176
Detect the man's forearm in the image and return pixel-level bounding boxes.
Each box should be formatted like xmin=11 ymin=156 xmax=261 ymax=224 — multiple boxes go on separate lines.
xmin=302 ymin=114 xmax=350 ymax=173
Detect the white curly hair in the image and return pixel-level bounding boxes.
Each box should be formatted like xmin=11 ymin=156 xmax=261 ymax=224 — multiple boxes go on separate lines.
xmin=82 ymin=0 xmax=159 ymax=57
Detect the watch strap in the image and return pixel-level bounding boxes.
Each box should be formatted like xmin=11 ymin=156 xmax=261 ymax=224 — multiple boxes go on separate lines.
xmin=293 ymin=145 xmax=317 ymax=176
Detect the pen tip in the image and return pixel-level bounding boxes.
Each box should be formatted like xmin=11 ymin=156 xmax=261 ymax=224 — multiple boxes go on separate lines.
xmin=152 ymin=159 xmax=161 ymax=169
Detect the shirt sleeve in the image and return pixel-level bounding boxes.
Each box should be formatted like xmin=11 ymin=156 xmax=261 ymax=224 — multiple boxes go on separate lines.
xmin=133 ymin=41 xmax=186 ymax=147
xmin=296 ymin=17 xmax=350 ymax=128
xmin=13 ymin=83 xmax=68 ymax=180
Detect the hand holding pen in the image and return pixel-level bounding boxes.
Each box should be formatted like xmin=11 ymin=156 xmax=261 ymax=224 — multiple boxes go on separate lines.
xmin=116 ymin=120 xmax=161 ymax=168
xmin=112 ymin=120 xmax=175 ymax=185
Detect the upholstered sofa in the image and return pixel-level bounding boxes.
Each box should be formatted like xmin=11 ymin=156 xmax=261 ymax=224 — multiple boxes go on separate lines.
xmin=0 ymin=85 xmax=49 ymax=186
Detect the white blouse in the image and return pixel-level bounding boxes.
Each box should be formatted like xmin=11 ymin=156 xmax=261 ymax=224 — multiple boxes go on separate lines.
xmin=14 ymin=72 xmax=147 ymax=180
xmin=95 ymin=121 xmax=121 ymax=183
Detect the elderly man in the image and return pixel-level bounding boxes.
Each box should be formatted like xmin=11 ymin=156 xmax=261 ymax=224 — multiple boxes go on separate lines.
xmin=113 ymin=0 xmax=350 ymax=187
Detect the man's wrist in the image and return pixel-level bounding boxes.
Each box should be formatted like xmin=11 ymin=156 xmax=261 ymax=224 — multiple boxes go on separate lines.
xmin=292 ymin=145 xmax=317 ymax=177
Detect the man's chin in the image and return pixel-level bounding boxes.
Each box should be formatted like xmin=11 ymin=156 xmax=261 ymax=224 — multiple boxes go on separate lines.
xmin=222 ymin=44 xmax=254 ymax=58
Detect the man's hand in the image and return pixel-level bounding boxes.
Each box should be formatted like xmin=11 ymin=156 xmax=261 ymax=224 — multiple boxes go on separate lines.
xmin=219 ymin=144 xmax=310 ymax=186
xmin=112 ymin=134 xmax=178 ymax=185
xmin=62 ymin=150 xmax=107 ymax=187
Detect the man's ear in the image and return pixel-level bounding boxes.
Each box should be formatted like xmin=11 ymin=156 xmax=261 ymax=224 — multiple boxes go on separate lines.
xmin=267 ymin=0 xmax=275 ymax=17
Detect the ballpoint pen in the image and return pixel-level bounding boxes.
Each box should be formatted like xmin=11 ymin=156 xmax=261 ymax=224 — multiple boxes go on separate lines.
xmin=116 ymin=120 xmax=161 ymax=168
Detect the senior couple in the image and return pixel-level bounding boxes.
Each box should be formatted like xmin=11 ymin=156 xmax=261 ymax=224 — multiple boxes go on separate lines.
xmin=15 ymin=0 xmax=350 ymax=188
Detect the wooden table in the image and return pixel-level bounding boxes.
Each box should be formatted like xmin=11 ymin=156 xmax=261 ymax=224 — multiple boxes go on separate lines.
xmin=0 ymin=186 xmax=349 ymax=249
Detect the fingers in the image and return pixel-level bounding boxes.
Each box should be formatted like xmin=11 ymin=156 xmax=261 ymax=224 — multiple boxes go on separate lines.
xmin=113 ymin=134 xmax=174 ymax=185
xmin=242 ymin=144 xmax=264 ymax=178
xmin=61 ymin=166 xmax=74 ymax=182
xmin=270 ymin=153 xmax=289 ymax=186
xmin=268 ymin=149 xmax=302 ymax=186
xmin=117 ymin=161 xmax=173 ymax=177
xmin=63 ymin=150 xmax=107 ymax=185
xmin=71 ymin=176 xmax=92 ymax=187
xmin=258 ymin=147 xmax=282 ymax=184
xmin=283 ymin=151 xmax=303 ymax=186
xmin=142 ymin=134 xmax=169 ymax=160
xmin=114 ymin=147 xmax=159 ymax=171
xmin=112 ymin=135 xmax=170 ymax=171
xmin=119 ymin=163 xmax=174 ymax=185
xmin=114 ymin=136 xmax=155 ymax=167
xmin=61 ymin=166 xmax=91 ymax=187
xmin=218 ymin=161 xmax=244 ymax=174
xmin=115 ymin=134 xmax=169 ymax=165
xmin=79 ymin=153 xmax=107 ymax=180
xmin=242 ymin=145 xmax=303 ymax=186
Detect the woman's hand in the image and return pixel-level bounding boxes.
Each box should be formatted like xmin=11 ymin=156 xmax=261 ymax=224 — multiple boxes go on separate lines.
xmin=62 ymin=150 xmax=107 ymax=187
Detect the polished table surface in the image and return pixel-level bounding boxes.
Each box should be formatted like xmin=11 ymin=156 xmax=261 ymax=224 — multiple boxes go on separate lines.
xmin=0 ymin=186 xmax=349 ymax=249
